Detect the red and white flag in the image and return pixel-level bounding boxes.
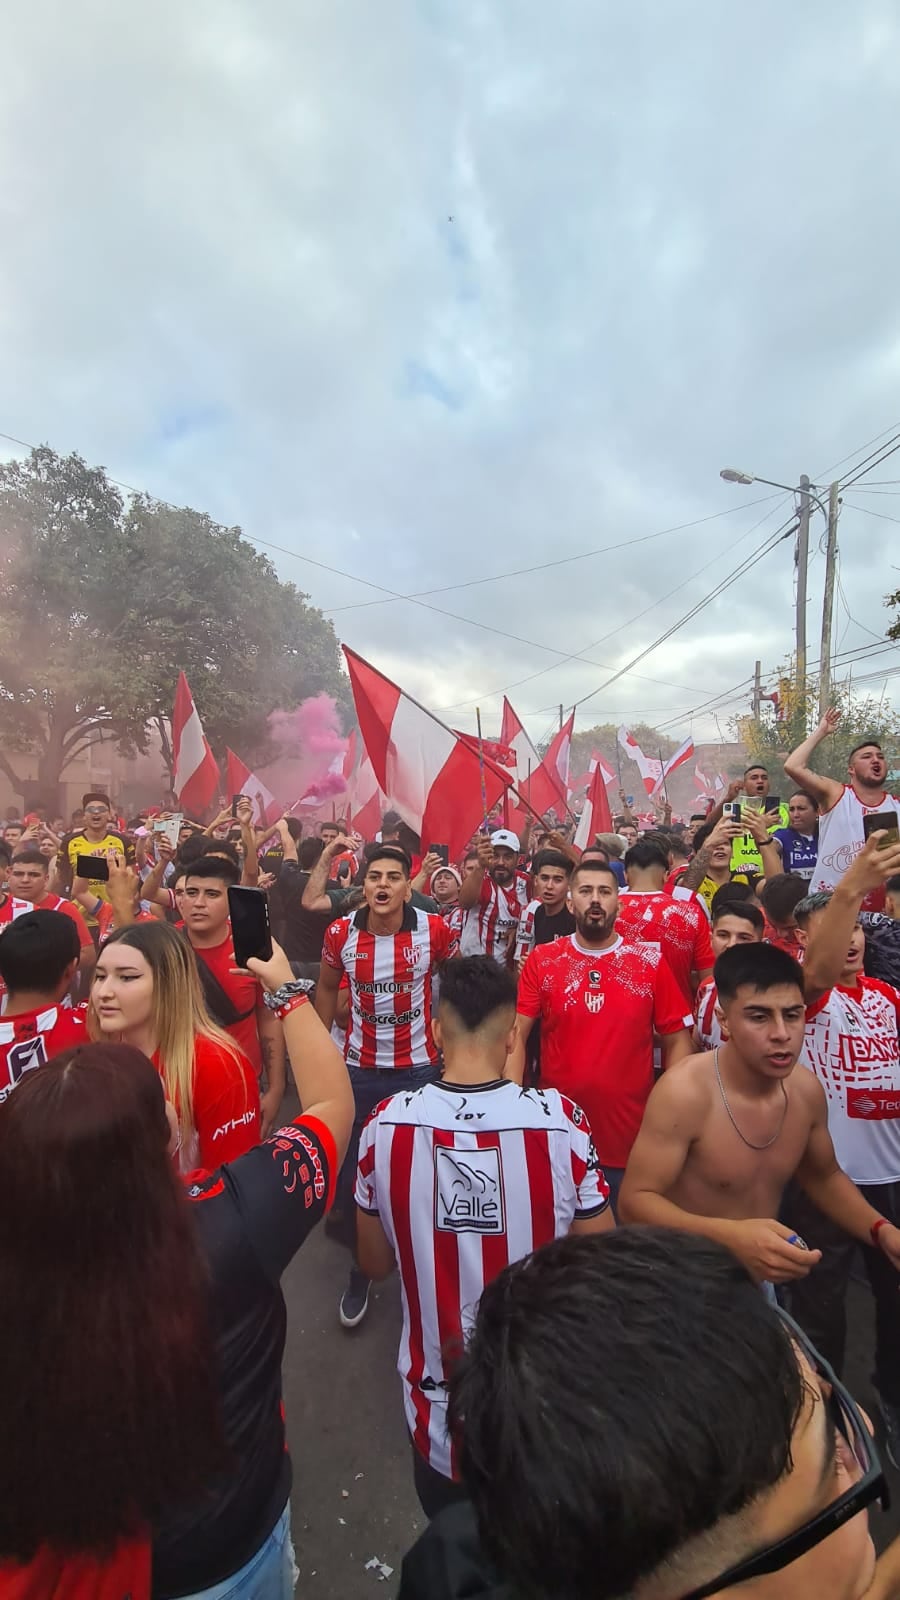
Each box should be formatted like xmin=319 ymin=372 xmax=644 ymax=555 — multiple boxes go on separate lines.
xmin=500 ymin=697 xmax=541 ymax=789
xmin=570 ymin=750 xmax=616 ymax=793
xmin=574 ymin=756 xmax=614 ymax=851
xmin=528 ymin=711 xmax=574 ymax=818
xmin=344 ymin=647 xmax=512 ymax=861
xmin=617 ymin=726 xmax=662 ymax=797
xmin=650 ymin=735 xmax=695 ymax=797
xmin=172 ymin=672 xmax=219 ymax=816
xmin=225 ymin=748 xmax=280 ymax=825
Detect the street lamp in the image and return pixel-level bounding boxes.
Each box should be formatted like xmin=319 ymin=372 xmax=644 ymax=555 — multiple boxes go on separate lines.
xmin=720 ymin=468 xmax=829 ymax=520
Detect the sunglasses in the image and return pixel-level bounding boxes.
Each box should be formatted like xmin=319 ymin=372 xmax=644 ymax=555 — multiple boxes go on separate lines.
xmin=682 ymin=1310 xmax=888 ymax=1599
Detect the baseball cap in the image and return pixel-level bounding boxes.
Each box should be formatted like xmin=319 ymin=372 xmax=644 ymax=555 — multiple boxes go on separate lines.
xmin=490 ymin=829 xmax=520 ymax=853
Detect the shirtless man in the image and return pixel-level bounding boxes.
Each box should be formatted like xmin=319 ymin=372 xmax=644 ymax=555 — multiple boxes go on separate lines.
xmin=618 ymin=941 xmax=900 ymax=1285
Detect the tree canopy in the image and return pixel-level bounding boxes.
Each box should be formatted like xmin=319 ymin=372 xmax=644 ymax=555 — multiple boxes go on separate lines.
xmin=0 ymin=446 xmax=348 ymax=802
xmin=735 ymin=670 xmax=900 ymax=787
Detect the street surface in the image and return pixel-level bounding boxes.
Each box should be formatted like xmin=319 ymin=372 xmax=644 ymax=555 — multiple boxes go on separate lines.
xmin=282 ymin=1212 xmax=900 ymax=1598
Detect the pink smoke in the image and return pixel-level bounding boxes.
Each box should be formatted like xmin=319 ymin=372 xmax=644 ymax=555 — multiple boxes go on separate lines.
xmin=295 ymin=769 xmax=348 ymax=805
xmin=261 ymin=693 xmax=349 ymax=815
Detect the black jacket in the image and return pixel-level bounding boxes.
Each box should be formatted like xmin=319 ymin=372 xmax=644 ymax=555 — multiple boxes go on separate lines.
xmin=398 ymin=1504 xmax=515 ymax=1600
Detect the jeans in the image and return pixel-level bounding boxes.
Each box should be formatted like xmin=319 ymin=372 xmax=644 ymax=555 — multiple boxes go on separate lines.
xmin=602 ymin=1165 xmax=626 ymax=1219
xmin=179 ymin=1504 xmax=296 ymax=1599
xmin=783 ymin=1178 xmax=900 ymax=1403
xmin=334 ymin=1062 xmax=439 ymax=1252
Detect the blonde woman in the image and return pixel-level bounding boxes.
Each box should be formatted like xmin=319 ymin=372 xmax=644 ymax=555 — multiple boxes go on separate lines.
xmin=90 ymin=921 xmax=259 ymax=1172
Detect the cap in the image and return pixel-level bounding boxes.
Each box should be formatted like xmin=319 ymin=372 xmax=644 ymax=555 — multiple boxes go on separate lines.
xmin=431 ymin=864 xmax=462 ymax=886
xmin=490 ymin=829 xmax=521 ymax=853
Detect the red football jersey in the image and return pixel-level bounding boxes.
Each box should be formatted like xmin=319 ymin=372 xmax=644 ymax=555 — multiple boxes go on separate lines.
xmin=0 ymin=1003 xmax=87 ymax=1104
xmin=518 ymin=934 xmax=693 ymax=1168
xmin=616 ymin=888 xmax=714 ymax=1000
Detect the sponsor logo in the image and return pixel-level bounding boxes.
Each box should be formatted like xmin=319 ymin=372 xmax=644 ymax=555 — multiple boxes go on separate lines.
xmin=451 ymin=1094 xmax=485 ymax=1122
xmin=819 ymin=843 xmax=862 ymax=876
xmin=847 ymin=1087 xmax=900 ymax=1120
xmin=435 ymin=1146 xmax=505 ymax=1234
xmin=354 ymin=979 xmax=415 ymax=995
xmin=588 ymin=970 xmax=602 ymax=985
xmin=212 ymin=1110 xmax=256 ymax=1139
xmin=584 ymin=991 xmax=605 ymax=1014
xmin=353 ymin=1004 xmax=422 ymax=1027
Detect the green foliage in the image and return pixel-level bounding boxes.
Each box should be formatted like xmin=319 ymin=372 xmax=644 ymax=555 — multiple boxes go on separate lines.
xmin=735 ymin=669 xmax=900 ymax=788
xmin=888 ymin=587 xmax=900 ymax=644
xmin=0 ymin=446 xmax=348 ymax=799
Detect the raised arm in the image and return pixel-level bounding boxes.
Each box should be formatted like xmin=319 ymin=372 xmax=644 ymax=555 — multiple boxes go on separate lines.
xmin=459 ymin=834 xmax=493 ymax=910
xmin=235 ymin=798 xmax=259 ymax=886
xmin=248 ymin=942 xmax=353 ymax=1161
xmin=783 ymin=706 xmax=844 ymax=809
xmin=616 ymin=789 xmax=635 ymax=826
xmin=412 ymin=850 xmax=442 ymax=893
xmin=681 ymin=817 xmax=740 ymax=891
xmin=803 ymin=835 xmax=900 ymax=1002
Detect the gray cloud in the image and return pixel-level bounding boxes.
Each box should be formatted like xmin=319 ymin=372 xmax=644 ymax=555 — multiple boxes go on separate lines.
xmin=2 ymin=0 xmax=899 ymax=746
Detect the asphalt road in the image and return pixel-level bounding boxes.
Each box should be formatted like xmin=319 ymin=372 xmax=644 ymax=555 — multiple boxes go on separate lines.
xmin=281 ymin=1224 xmax=900 ymax=1598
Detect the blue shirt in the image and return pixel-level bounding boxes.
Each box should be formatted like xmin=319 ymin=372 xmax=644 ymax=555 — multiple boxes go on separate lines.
xmin=772 ymin=827 xmax=818 ymax=882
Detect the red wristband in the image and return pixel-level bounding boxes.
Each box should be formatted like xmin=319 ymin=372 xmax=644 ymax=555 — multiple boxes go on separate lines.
xmin=274 ymin=994 xmax=309 ymax=1022
xmin=871 ymin=1217 xmax=889 ymax=1248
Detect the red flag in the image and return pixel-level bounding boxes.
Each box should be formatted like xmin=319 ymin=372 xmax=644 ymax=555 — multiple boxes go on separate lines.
xmin=225 ymin=748 xmax=280 ymax=825
xmin=343 ymin=647 xmax=512 ymax=861
xmin=172 ymin=672 xmax=219 ymax=816
xmin=527 ymin=712 xmax=574 ymax=818
xmin=574 ymin=757 xmax=614 ymax=850
xmin=500 ymin=697 xmax=541 ymax=788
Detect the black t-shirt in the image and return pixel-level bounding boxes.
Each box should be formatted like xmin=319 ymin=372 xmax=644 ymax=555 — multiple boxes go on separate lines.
xmin=278 ymin=861 xmax=335 ymax=964
xmin=532 ymin=905 xmax=576 ymax=946
xmin=152 ymin=1116 xmax=335 ymax=1598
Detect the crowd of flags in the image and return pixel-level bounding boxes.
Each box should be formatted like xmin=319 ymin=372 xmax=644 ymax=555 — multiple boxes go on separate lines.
xmin=170 ymin=650 xmax=725 ymax=842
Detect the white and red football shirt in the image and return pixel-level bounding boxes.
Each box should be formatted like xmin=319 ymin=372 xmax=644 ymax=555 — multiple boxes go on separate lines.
xmin=813 ymin=785 xmax=900 ymax=912
xmin=802 ymin=976 xmax=900 ymax=1184
xmin=355 ymin=1077 xmax=609 ymax=1478
xmin=518 ymin=934 xmax=694 ymax=1169
xmin=0 ymin=895 xmax=41 ymax=1009
xmin=694 ymin=978 xmax=723 ymax=1052
xmin=616 ymin=888 xmax=714 ymax=1001
xmin=0 ymin=1002 xmax=87 ymax=1104
xmin=322 ymin=904 xmax=457 ymax=1070
xmin=461 ymin=871 xmax=530 ymax=963
xmin=29 ymin=892 xmax=93 ymax=950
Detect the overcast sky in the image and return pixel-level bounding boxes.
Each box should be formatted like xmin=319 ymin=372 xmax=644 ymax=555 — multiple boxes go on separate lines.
xmin=3 ymin=0 xmax=900 ymax=748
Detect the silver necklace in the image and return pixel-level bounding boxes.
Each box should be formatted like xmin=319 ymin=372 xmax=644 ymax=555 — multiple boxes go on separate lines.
xmin=713 ymin=1048 xmax=789 ymax=1151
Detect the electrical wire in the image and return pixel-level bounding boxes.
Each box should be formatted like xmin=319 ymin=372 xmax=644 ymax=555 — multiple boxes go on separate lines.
xmin=837 ymin=433 xmax=900 ymax=492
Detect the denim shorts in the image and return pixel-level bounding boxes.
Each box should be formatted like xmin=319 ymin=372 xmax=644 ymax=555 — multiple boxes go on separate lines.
xmin=179 ymin=1504 xmax=296 ymax=1600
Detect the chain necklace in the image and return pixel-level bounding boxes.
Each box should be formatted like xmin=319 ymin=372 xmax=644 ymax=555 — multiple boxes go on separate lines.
xmin=713 ymin=1048 xmax=789 ymax=1151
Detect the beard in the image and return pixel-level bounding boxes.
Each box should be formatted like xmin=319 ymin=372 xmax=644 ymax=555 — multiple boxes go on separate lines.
xmin=574 ymin=909 xmax=615 ymax=943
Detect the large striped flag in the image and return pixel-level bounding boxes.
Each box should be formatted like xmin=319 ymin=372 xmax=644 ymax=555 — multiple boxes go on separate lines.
xmin=343 ymin=648 xmax=513 ymax=860
xmin=527 ymin=712 xmax=574 ymax=818
xmin=574 ymin=755 xmax=614 ymax=850
xmin=500 ymin=697 xmax=541 ymax=789
xmin=225 ymin=748 xmax=280 ymax=825
xmin=172 ymin=672 xmax=219 ymax=816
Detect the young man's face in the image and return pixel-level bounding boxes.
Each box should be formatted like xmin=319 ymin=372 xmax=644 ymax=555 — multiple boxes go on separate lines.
xmin=182 ymin=875 xmax=232 ymax=939
xmin=4 ymin=825 xmax=23 ymax=847
xmin=797 ymin=910 xmax=865 ymax=981
xmin=535 ymin=864 xmax=570 ymax=911
xmin=708 ymin=837 xmax=733 ymax=869
xmin=711 ymin=913 xmax=763 ymax=958
xmin=621 ymin=825 xmax=638 ymax=847
xmin=430 ymin=869 xmax=459 ymax=906
xmin=320 ymin=825 xmax=339 ymax=846
xmin=717 ymin=982 xmax=806 ymax=1078
xmin=744 ymin=768 xmax=770 ymax=798
xmin=364 ymin=858 xmax=410 ymax=918
xmin=849 ymin=744 xmax=887 ymax=788
xmin=462 ymin=855 xmax=479 ymax=880
xmin=83 ymin=801 xmax=111 ymax=833
xmin=7 ymin=858 xmax=49 ymax=902
xmin=569 ymin=870 xmax=618 ymax=942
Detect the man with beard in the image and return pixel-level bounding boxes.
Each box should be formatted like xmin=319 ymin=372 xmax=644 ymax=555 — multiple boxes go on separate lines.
xmin=513 ymin=860 xmax=693 ymax=1211
xmin=785 ymin=707 xmax=900 ymax=907
xmin=458 ymin=830 xmax=530 ymax=965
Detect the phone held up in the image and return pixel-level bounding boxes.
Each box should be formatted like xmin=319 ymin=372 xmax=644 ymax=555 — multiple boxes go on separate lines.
xmin=228 ymin=885 xmax=273 ymax=968
xmin=231 ymin=794 xmax=246 ymax=819
xmin=722 ymin=801 xmax=742 ymax=822
xmin=430 ymin=843 xmax=450 ymax=868
xmin=863 ymin=811 xmax=900 ymax=851
xmin=75 ymin=854 xmax=110 ymax=882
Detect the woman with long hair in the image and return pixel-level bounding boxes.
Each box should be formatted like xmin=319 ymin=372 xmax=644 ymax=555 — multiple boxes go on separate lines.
xmin=89 ymin=920 xmax=259 ymax=1171
xmin=0 ymin=945 xmax=353 ymax=1599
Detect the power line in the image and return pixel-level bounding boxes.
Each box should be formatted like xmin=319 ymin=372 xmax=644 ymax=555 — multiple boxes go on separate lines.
xmin=837 ymin=432 xmax=900 ymax=492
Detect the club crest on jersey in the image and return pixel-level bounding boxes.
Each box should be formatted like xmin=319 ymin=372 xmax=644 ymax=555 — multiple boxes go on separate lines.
xmin=434 ymin=1146 xmax=505 ymax=1235
xmin=400 ymin=944 xmax=420 ymax=967
xmin=584 ymin=990 xmax=605 ymax=1014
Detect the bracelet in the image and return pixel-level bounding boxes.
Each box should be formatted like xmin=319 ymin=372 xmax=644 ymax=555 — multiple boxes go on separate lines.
xmin=871 ymin=1217 xmax=889 ymax=1248
xmin=262 ymin=978 xmax=315 ymax=1015
xmin=272 ymin=993 xmax=309 ymax=1022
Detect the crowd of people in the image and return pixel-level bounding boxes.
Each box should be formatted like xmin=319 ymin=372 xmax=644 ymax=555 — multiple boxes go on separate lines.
xmin=3 ymin=710 xmax=900 ymax=1597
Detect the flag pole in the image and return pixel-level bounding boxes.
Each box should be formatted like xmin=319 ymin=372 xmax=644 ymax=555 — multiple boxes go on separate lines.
xmin=658 ymin=747 xmax=670 ymax=808
xmin=475 ymin=707 xmax=491 ymax=833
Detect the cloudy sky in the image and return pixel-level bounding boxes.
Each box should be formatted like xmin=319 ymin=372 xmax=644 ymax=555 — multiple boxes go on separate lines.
xmin=3 ymin=0 xmax=900 ymax=749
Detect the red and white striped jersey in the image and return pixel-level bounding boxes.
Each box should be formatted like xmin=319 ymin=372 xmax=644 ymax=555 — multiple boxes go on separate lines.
xmin=617 ymin=888 xmax=714 ymax=1001
xmin=461 ymin=871 xmax=530 ymax=963
xmin=321 ymin=904 xmax=457 ymax=1070
xmin=0 ymin=1002 xmax=87 ymax=1104
xmin=694 ymin=978 xmax=723 ymax=1052
xmin=802 ymin=977 xmax=900 ymax=1185
xmin=355 ymin=1077 xmax=609 ymax=1479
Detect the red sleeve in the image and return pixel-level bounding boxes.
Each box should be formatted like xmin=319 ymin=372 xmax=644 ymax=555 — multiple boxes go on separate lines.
xmin=321 ymin=919 xmax=347 ymax=972
xmin=692 ymin=906 xmax=714 ymax=970
xmin=517 ymin=947 xmax=543 ymax=1018
xmin=58 ymin=899 xmax=93 ymax=949
xmin=433 ymin=914 xmax=458 ymax=962
xmin=651 ymin=953 xmax=695 ymax=1037
xmin=192 ymin=1040 xmax=261 ymax=1169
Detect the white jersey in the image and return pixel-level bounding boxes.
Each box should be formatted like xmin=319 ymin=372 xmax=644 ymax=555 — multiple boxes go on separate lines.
xmin=460 ymin=872 xmax=530 ymax=963
xmin=513 ymin=898 xmax=542 ymax=965
xmin=355 ymin=1078 xmax=609 ymax=1479
xmin=694 ymin=979 xmax=723 ymax=1052
xmin=802 ymin=977 xmax=900 ymax=1184
xmin=813 ymin=785 xmax=900 ymax=894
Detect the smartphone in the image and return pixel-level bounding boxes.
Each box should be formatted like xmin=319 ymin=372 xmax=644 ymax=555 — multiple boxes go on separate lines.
xmin=722 ymin=801 xmax=742 ymax=821
xmin=228 ymin=885 xmax=273 ymax=967
xmin=231 ymin=794 xmax=245 ymax=819
xmin=764 ymin=795 xmax=781 ymax=813
xmin=863 ymin=811 xmax=900 ymax=850
xmin=625 ymin=795 xmax=634 ymax=807
xmin=153 ymin=813 xmax=182 ymax=847
xmin=76 ymin=854 xmax=110 ymax=882
xmin=430 ymin=843 xmax=450 ymax=867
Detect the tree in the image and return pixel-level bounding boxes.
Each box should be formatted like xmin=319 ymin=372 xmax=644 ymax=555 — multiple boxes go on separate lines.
xmin=0 ymin=447 xmax=348 ymax=806
xmin=734 ymin=666 xmax=900 ymax=787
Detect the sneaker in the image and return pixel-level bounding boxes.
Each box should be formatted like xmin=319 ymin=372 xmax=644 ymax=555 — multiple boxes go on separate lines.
xmin=878 ymin=1395 xmax=900 ymax=1470
xmin=339 ymin=1270 xmax=370 ymax=1329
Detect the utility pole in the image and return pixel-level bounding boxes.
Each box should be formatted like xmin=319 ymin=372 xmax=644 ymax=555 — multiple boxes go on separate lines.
xmin=752 ymin=659 xmax=762 ymax=719
xmin=818 ymin=481 xmax=841 ymax=719
xmin=559 ymin=703 xmax=564 ymax=732
xmin=795 ymin=474 xmax=811 ymax=735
